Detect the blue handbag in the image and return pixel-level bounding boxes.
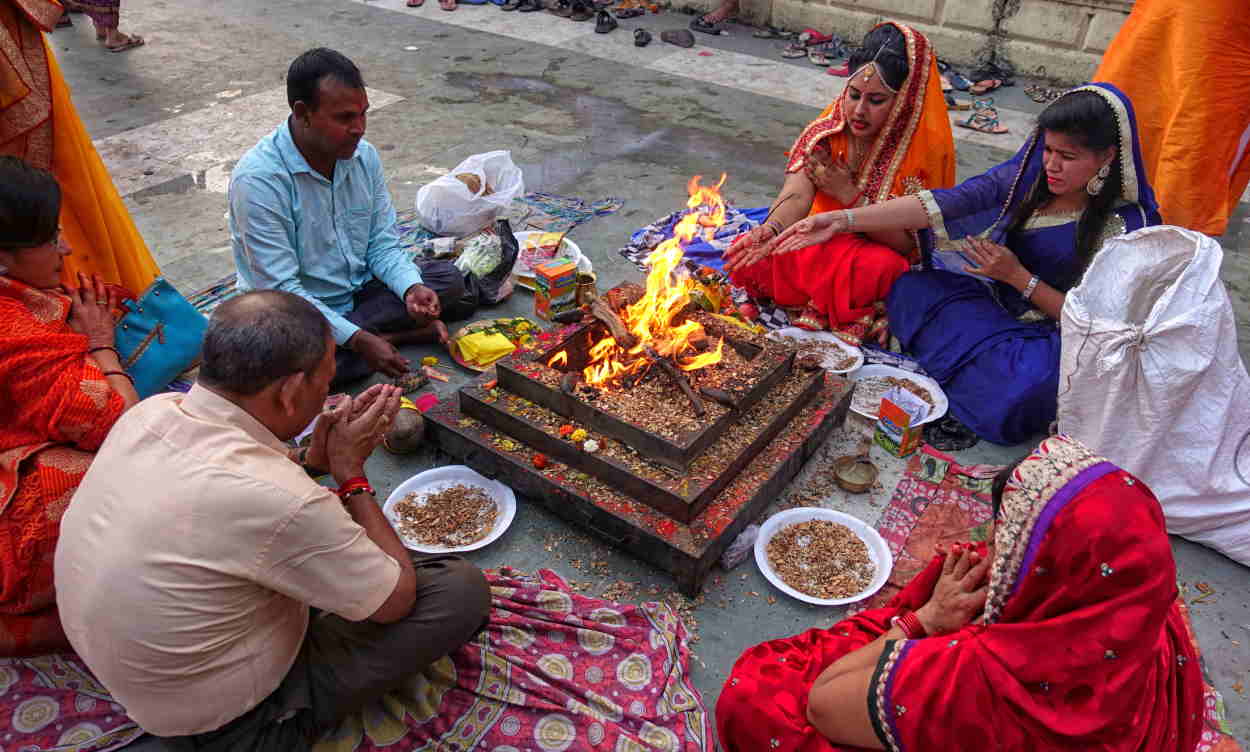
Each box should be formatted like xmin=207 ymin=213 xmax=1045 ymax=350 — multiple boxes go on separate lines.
xmin=114 ymin=277 xmax=209 ymax=398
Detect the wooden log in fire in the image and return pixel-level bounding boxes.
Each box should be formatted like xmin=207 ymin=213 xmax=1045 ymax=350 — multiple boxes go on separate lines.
xmin=644 ymin=346 xmax=706 ymax=419
xmin=590 ymin=297 xmax=638 ymax=350
xmin=606 ymin=282 xmax=645 ymax=313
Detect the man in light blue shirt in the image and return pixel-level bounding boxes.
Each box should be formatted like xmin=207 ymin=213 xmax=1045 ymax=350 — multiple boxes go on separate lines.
xmin=230 ymin=48 xmax=466 ymax=387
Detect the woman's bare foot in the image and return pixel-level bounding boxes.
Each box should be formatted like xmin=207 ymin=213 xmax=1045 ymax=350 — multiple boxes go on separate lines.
xmin=701 ymin=0 xmax=737 ymax=24
xmin=102 ymin=28 xmax=145 ymax=52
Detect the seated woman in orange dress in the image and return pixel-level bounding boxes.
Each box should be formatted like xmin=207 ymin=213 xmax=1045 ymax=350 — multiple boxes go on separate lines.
xmin=0 ymin=157 xmax=139 ymax=656
xmin=723 ymin=21 xmax=955 ymax=343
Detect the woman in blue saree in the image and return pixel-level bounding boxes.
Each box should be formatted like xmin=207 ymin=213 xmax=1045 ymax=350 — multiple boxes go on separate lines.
xmin=734 ymin=84 xmax=1159 ymax=444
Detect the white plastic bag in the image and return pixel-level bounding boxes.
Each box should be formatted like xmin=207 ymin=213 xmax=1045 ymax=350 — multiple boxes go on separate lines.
xmin=415 ymin=151 xmax=524 ymax=237
xmin=1058 ymin=225 xmax=1250 ymax=565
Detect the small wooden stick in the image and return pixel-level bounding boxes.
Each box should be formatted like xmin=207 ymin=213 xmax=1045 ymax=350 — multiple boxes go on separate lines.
xmin=645 ymin=346 xmax=705 ymax=418
xmin=699 ymin=386 xmax=737 ymax=408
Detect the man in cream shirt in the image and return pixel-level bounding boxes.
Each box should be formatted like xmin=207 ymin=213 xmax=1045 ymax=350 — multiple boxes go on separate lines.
xmin=55 ymin=290 xmax=489 ymax=749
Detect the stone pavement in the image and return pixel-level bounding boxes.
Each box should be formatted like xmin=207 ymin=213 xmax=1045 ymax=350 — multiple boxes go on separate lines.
xmin=50 ymin=0 xmax=1249 ymax=746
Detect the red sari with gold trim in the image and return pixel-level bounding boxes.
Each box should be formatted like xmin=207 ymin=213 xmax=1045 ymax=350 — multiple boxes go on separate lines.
xmin=731 ymin=21 xmax=955 ymax=343
xmin=0 ymin=276 xmax=125 ymax=656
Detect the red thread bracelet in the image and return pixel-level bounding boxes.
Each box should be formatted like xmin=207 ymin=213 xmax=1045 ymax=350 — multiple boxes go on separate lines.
xmin=336 ymin=476 xmax=373 ymax=500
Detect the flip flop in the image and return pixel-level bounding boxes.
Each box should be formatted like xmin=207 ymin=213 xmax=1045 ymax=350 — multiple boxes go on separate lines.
xmin=945 ymin=94 xmax=971 ymax=111
xmin=969 ymin=79 xmax=1003 ymax=95
xmin=660 ymin=29 xmax=695 ymax=48
xmin=106 ymin=34 xmax=144 ymax=52
xmin=807 ymin=47 xmax=831 ymax=66
xmin=958 ymin=106 xmax=1009 ymax=135
xmin=826 ymin=62 xmax=849 ymax=77
xmin=797 ymin=28 xmax=831 ymax=46
xmin=614 ymin=7 xmax=644 ymax=17
xmin=780 ymin=43 xmax=806 ymax=59
xmin=948 ymin=72 xmax=972 ymax=91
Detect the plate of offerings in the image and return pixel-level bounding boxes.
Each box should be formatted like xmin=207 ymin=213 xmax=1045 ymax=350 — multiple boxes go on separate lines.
xmin=383 ymin=466 xmax=517 ymax=553
xmin=755 ymin=507 xmax=892 ymax=606
xmin=848 ymin=364 xmax=947 ymax=424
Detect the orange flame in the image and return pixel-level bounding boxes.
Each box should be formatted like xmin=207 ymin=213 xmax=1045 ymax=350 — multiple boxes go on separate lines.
xmin=578 ymin=174 xmax=730 ymax=388
xmin=547 ymin=351 xmax=569 ymax=368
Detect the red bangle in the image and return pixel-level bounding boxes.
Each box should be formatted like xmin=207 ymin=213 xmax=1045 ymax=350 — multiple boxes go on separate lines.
xmin=891 ymin=611 xmax=927 ymax=639
xmin=336 ymin=476 xmax=372 ymax=500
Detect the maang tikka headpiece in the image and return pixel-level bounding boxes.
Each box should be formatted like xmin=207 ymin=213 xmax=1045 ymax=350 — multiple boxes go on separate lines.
xmin=855 ymin=43 xmax=899 ymax=94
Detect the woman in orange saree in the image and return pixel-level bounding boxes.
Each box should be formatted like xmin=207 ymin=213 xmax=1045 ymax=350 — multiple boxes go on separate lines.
xmin=724 ymin=21 xmax=955 ymax=343
xmin=0 ymin=0 xmax=158 ymax=293
xmin=1094 ymin=0 xmax=1250 ymax=236
xmin=0 ymin=157 xmax=139 ymax=656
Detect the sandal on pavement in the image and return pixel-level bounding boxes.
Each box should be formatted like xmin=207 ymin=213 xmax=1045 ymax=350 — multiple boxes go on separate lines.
xmin=634 ymin=28 xmax=652 ymax=46
xmin=959 ymin=106 xmax=1009 ymax=135
xmin=797 ymin=28 xmax=830 ymax=46
xmin=1025 ymin=84 xmax=1062 ymax=103
xmin=969 ymin=78 xmax=1004 ymax=95
xmin=518 ymin=0 xmax=544 ymax=12
xmin=407 ymin=0 xmax=425 ymax=6
xmin=807 ymin=47 xmax=831 ymax=66
xmin=941 ymin=74 xmax=953 ymax=92
xmin=661 ymin=28 xmax=695 ymax=47
xmin=500 ymin=0 xmax=523 ymax=10
xmin=596 ymin=9 xmax=618 ymax=32
xmin=945 ymin=94 xmax=971 ymax=111
xmin=106 ymin=33 xmax=144 ymax=52
xmin=615 ymin=7 xmax=644 ymax=17
xmin=781 ymin=43 xmax=806 ymax=59
xmin=752 ymin=26 xmax=791 ymax=39
xmin=549 ymin=0 xmax=573 ymax=16
xmin=690 ymin=15 xmax=723 ymax=34
xmin=826 ymin=62 xmax=849 ymax=77
xmin=948 ymin=71 xmax=972 ymax=91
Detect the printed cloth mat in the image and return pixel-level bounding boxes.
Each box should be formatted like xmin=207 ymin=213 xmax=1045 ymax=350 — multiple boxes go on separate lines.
xmin=860 ymin=447 xmax=1243 ymax=751
xmin=0 ymin=569 xmax=709 ymax=752
xmin=187 ymin=193 xmax=625 ymax=316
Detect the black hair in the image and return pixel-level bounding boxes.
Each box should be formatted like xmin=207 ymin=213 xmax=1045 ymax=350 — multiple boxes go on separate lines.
xmin=1007 ymin=90 xmax=1122 ymax=288
xmin=286 ymin=48 xmax=366 ymax=111
xmin=847 ymin=24 xmax=910 ymax=93
xmin=0 ymin=156 xmax=62 ymax=249
xmin=199 ymin=290 xmax=331 ymax=396
xmin=991 ymin=456 xmax=1029 ymax=520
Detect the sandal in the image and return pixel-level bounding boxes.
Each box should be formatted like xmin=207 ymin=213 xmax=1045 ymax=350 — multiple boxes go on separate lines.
xmin=945 ymin=94 xmax=971 ymax=111
xmin=968 ymin=79 xmax=1003 ymax=95
xmin=407 ymin=0 xmax=425 ymax=6
xmin=615 ymin=7 xmax=644 ymax=17
xmin=923 ymin=415 xmax=980 ymax=451
xmin=781 ymin=43 xmax=806 ymax=59
xmin=439 ymin=0 xmax=457 ymax=10
xmin=958 ymin=105 xmax=1009 ymax=135
xmin=634 ymin=28 xmax=652 ymax=46
xmin=595 ymin=9 xmax=618 ymax=32
xmin=826 ymin=62 xmax=849 ymax=77
xmin=752 ymin=26 xmax=791 ymax=39
xmin=797 ymin=28 xmax=830 ymax=46
xmin=1025 ymin=84 xmax=1062 ymax=104
xmin=948 ymin=72 xmax=972 ymax=91
xmin=941 ymin=74 xmax=953 ymax=92
xmin=807 ymin=47 xmax=831 ymax=66
xmin=105 ymin=33 xmax=145 ymax=52
xmin=690 ymin=15 xmax=723 ymax=34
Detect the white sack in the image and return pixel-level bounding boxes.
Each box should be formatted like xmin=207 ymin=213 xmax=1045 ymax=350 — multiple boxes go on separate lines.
xmin=1058 ymin=225 xmax=1250 ymax=565
xmin=415 ymin=151 xmax=524 ymax=237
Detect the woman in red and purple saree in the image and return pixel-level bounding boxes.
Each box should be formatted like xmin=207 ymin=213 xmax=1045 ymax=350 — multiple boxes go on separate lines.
xmin=716 ymin=435 xmax=1206 ymax=751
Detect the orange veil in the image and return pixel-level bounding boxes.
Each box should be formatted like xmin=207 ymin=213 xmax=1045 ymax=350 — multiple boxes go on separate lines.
xmin=785 ymin=21 xmax=955 ymax=226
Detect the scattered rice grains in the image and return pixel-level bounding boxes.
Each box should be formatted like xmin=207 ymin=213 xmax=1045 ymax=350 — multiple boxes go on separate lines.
xmin=766 ymin=519 xmax=875 ymax=600
xmin=393 ymin=484 xmax=498 ymax=547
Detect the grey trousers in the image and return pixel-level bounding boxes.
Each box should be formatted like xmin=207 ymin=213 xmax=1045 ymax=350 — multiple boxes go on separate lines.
xmin=153 ymin=555 xmax=491 ymax=751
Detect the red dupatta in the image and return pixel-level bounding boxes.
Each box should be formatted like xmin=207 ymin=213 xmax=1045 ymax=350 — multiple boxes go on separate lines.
xmin=716 ymin=436 xmax=1206 ymax=752
xmin=869 ymin=436 xmax=1204 ymax=751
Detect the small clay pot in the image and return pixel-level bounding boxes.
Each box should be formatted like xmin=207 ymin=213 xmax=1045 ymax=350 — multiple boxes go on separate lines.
xmin=383 ymin=409 xmax=425 ymax=455
xmin=833 ymin=455 xmax=878 ymax=494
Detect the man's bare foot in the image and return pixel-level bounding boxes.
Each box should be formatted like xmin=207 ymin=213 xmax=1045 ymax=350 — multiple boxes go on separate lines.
xmin=701 ymin=0 xmax=737 ymax=24
xmin=102 ymin=29 xmax=145 ymax=52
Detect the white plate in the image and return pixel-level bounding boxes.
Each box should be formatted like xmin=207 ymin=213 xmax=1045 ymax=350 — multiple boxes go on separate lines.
xmin=755 ymin=508 xmax=893 ymax=606
xmin=383 ymin=466 xmax=517 ymax=553
xmin=847 ymin=364 xmax=948 ymax=425
xmin=513 ymin=231 xmax=593 ymax=291
xmin=766 ymin=327 xmax=864 ymax=375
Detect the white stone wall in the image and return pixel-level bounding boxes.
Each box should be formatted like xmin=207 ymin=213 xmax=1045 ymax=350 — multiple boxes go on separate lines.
xmin=696 ymin=0 xmax=1133 ymax=83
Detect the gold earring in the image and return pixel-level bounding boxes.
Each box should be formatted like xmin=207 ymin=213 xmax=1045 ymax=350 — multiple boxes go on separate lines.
xmin=1086 ymin=162 xmax=1111 ymax=197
